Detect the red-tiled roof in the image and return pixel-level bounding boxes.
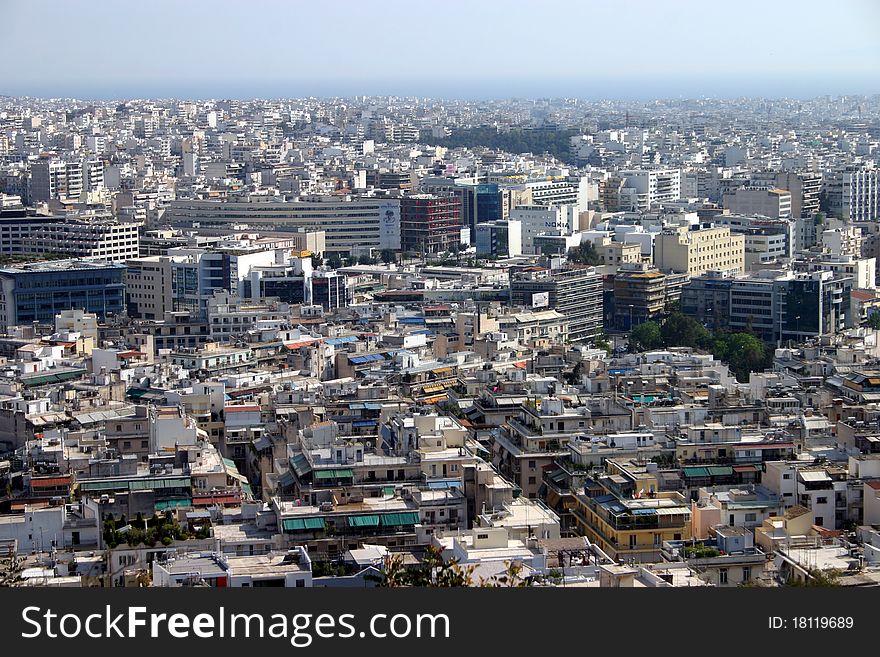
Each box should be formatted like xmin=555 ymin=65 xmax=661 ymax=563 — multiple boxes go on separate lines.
xmin=192 ymin=495 xmax=239 ymax=506
xmin=31 ymin=476 xmax=71 ymax=488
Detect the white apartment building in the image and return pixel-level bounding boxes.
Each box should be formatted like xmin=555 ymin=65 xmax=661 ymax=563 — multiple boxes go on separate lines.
xmin=821 ymin=223 xmax=863 ymax=257
xmin=525 ymin=177 xmax=592 ymax=212
xmin=509 ymin=204 xmax=577 ymax=254
xmin=797 ymin=254 xmax=876 ymax=290
xmin=825 ymin=166 xmax=880 ymax=221
xmin=617 ymin=169 xmax=681 ymax=212
xmin=165 ymin=195 xmax=401 ymax=253
xmin=29 ymin=159 xmax=103 ymax=202
xmin=0 ymin=214 xmax=139 ymax=262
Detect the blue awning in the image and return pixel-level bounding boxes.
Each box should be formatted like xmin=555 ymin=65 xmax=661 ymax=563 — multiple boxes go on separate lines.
xmin=426 ymin=479 xmax=460 ymax=490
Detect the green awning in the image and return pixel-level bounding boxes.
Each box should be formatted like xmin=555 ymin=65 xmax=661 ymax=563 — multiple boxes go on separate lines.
xmin=547 ymin=469 xmax=567 ymax=484
xmin=290 ymin=453 xmax=312 ymax=477
xmin=282 ymin=517 xmax=326 ymax=532
xmin=155 ymin=499 xmax=192 ymax=511
xmin=129 ymin=477 xmax=191 ymax=491
xmin=348 ymin=515 xmax=381 ymax=528
xmin=313 ymin=469 xmax=354 ymax=480
xmin=278 ymin=471 xmax=297 ymax=488
xmin=79 ymin=480 xmax=124 ymax=492
xmin=708 ymin=466 xmax=734 ymax=476
xmin=383 ymin=486 xmax=395 ymax=496
xmin=240 ymin=483 xmax=253 ymax=498
xmin=21 ymin=369 xmax=85 ymax=386
xmin=80 ymin=477 xmax=190 ymax=492
xmin=380 ymin=512 xmax=420 ymax=526
xmin=682 ymin=467 xmax=710 ymax=478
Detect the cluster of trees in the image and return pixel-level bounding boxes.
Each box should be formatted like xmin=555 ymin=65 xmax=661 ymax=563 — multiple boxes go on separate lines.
xmin=372 ymin=545 xmax=532 ymax=587
xmin=319 ymin=249 xmax=397 ymax=270
xmin=629 ymin=312 xmax=773 ymax=382
xmin=785 ymin=568 xmax=842 ymax=587
xmin=0 ymin=555 xmax=24 ymax=587
xmin=432 ymin=127 xmax=578 ymax=163
xmin=102 ymin=512 xmax=209 ymax=548
xmin=567 ymin=242 xmax=601 ymax=265
xmin=0 ymin=252 xmax=71 ymax=266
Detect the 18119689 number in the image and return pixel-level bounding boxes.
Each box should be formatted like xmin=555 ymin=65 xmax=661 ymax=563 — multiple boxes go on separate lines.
xmin=769 ymin=617 xmax=854 ymax=629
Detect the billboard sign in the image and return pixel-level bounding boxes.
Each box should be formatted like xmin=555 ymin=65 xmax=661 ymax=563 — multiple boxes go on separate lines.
xmin=378 ymin=200 xmax=401 ymax=250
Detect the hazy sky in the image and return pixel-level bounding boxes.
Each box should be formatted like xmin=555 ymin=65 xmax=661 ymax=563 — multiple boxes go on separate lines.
xmin=3 ymin=0 xmax=879 ymax=99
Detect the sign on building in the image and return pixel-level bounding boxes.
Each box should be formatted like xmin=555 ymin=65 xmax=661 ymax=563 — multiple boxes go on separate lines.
xmin=378 ymin=200 xmax=401 ymax=250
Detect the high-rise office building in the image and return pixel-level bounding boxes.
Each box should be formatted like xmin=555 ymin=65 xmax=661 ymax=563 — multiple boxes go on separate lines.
xmin=399 ymin=194 xmax=463 ymax=254
xmin=510 ymin=264 xmax=603 ymax=342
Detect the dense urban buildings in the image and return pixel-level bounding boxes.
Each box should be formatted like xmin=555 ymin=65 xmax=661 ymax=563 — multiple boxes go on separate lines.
xmin=0 ymin=90 xmax=879 ymax=592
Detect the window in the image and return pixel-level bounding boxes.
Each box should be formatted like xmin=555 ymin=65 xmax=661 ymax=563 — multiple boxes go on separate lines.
xmin=816 ymin=496 xmax=828 ymax=504
xmin=743 ymin=566 xmax=752 ymax=581
xmin=629 ymin=535 xmax=637 ymax=548
xmin=783 ymin=473 xmax=791 ymax=480
xmin=719 ymin=568 xmax=728 ymax=584
xmin=295 ymin=579 xmax=305 ymax=588
xmin=528 ymin=460 xmax=536 ymax=469
xmin=815 ymin=516 xmax=823 ymax=526
xmin=528 ymin=476 xmax=536 ymax=485
xmin=745 ymin=513 xmax=757 ymax=522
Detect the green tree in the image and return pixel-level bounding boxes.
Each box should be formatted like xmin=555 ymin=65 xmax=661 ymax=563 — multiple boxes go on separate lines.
xmin=567 ymin=242 xmax=601 ymax=265
xmin=593 ymin=334 xmax=612 ymax=355
xmin=865 ymin=313 xmax=880 ymax=330
xmin=372 ymin=545 xmax=533 ymax=588
xmin=326 ymin=253 xmax=343 ymax=269
xmin=310 ymin=254 xmax=323 ymax=268
xmin=629 ymin=321 xmax=663 ymax=352
xmin=785 ymin=568 xmax=842 ymax=587
xmin=712 ymin=332 xmax=771 ymax=382
xmin=479 ymin=560 xmax=531 ymax=588
xmin=661 ymin=312 xmax=712 ymax=349
xmin=373 ymin=545 xmax=475 ymax=588
xmin=380 ymin=249 xmax=397 ymax=264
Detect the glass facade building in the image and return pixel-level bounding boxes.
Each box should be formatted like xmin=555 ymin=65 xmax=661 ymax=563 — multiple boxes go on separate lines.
xmin=0 ymin=259 xmax=126 ymax=330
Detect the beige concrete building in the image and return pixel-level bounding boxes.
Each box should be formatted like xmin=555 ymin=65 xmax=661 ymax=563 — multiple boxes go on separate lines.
xmin=654 ymin=225 xmax=745 ymax=276
xmin=597 ymin=239 xmax=642 ymax=267
xmin=723 ymin=186 xmax=792 ymax=219
xmin=126 ymin=256 xmax=174 ymax=320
